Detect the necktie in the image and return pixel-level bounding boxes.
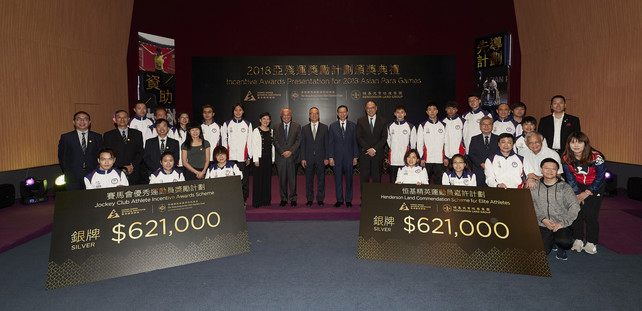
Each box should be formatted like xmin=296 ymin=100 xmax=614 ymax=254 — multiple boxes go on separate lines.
xmin=485 ymin=136 xmax=489 ymax=146
xmin=341 ymin=122 xmax=345 ymax=138
xmin=122 ymin=130 xmax=127 ymax=143
xmin=312 ymin=123 xmax=317 ymax=140
xmin=160 ymin=139 xmax=165 ymax=153
xmin=81 ymin=132 xmax=87 ymax=154
xmin=285 ymin=124 xmax=289 ymax=139
xmin=369 ymin=117 xmax=374 ymax=133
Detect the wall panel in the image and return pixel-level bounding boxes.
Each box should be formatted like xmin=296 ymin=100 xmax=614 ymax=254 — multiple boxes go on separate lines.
xmin=515 ymin=0 xmax=642 ymax=164
xmin=0 ymin=0 xmax=133 ymax=172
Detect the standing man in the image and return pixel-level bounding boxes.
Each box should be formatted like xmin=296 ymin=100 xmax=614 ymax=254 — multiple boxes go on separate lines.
xmin=356 ymin=101 xmax=387 ymax=184
xmin=143 ymin=119 xmax=180 ymax=181
xmin=201 ymin=104 xmax=222 ymax=161
xmin=492 ymin=103 xmax=520 ymax=137
xmin=416 ymin=102 xmax=445 ymax=184
xmin=387 ymin=105 xmax=416 ymax=184
xmin=221 ymin=104 xmax=253 ymax=203
xmin=128 ymin=100 xmax=154 ymax=147
xmin=103 ymin=110 xmax=144 ymax=185
xmin=462 ymin=94 xmax=492 ymax=154
xmin=468 ymin=116 xmax=499 ymax=187
xmin=442 ymin=101 xmax=466 ymax=161
xmin=273 ymin=108 xmax=302 ymax=207
xmin=328 ymin=105 xmax=359 ymax=208
xmin=300 ymin=107 xmax=329 ymax=206
xmin=538 ymin=95 xmax=581 ymax=156
xmin=58 ymin=111 xmax=103 ymax=190
xmin=145 ymin=108 xmax=176 ymax=141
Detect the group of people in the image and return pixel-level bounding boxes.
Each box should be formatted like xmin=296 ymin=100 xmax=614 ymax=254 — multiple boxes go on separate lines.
xmin=58 ymin=95 xmax=605 ymax=261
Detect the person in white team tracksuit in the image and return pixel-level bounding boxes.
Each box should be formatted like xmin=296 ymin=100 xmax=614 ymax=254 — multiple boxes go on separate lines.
xmin=395 ymin=149 xmax=428 ymax=185
xmin=84 ymin=148 xmax=129 ymax=189
xmin=387 ymin=105 xmax=416 ymax=184
xmin=221 ymin=104 xmax=252 ymax=202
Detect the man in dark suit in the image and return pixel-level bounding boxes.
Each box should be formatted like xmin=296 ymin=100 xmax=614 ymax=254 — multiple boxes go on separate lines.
xmin=538 ymin=95 xmax=581 ymax=156
xmin=356 ymin=100 xmax=387 ymax=184
xmin=301 ymin=107 xmax=329 ymax=206
xmin=58 ymin=111 xmax=103 ymax=190
xmin=273 ymin=108 xmax=302 ymax=207
xmin=468 ymin=116 xmax=499 ymax=187
xmin=143 ymin=119 xmax=180 ymax=183
xmin=103 ymin=110 xmax=144 ymax=185
xmin=328 ymin=105 xmax=359 ymax=207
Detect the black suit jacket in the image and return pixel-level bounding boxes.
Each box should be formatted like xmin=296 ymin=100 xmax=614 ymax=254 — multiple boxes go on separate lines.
xmin=468 ymin=133 xmax=500 ymax=167
xmin=538 ymin=113 xmax=581 ymax=151
xmin=356 ymin=115 xmax=387 ymax=156
xmin=143 ymin=136 xmax=180 ymax=177
xmin=300 ymin=122 xmax=329 ymax=163
xmin=468 ymin=133 xmax=499 ymax=186
xmin=273 ymin=122 xmax=302 ymax=161
xmin=58 ymin=130 xmax=102 ymax=190
xmin=103 ymin=128 xmax=144 ymax=183
xmin=328 ymin=120 xmax=359 ymax=162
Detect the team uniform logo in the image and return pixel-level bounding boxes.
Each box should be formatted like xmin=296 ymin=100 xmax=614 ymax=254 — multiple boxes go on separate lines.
xmin=438 ymin=129 xmax=444 ymax=133
xmin=512 ymin=162 xmax=518 ymax=168
xmin=212 ymin=128 xmax=217 ymax=133
xmin=111 ymin=178 xmax=119 ymax=184
xmin=403 ymin=129 xmax=409 ymax=135
xmin=414 ymin=168 xmax=422 ymax=174
xmin=455 ymin=125 xmax=461 ymax=130
xmin=241 ymin=128 xmax=246 ymax=133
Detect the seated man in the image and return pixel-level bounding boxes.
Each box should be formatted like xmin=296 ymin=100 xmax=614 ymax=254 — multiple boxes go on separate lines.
xmin=484 ymin=133 xmax=529 ymax=189
xmin=84 ymin=148 xmax=129 ymax=189
xmin=522 ymin=132 xmax=563 ymax=189
xmin=530 ymin=158 xmax=580 ymax=260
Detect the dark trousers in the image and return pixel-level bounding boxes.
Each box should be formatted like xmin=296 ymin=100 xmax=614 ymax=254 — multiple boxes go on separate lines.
xmin=540 ymin=226 xmax=573 ymax=254
xmin=305 ymin=160 xmax=325 ymax=202
xmin=252 ymin=158 xmax=272 ymax=207
xmin=390 ymin=165 xmax=401 ymax=184
xmin=425 ymin=162 xmax=446 ymax=185
xmin=333 ymin=158 xmax=354 ymax=203
xmin=572 ymin=184 xmax=604 ymax=244
xmin=276 ymin=156 xmax=297 ymax=201
xmin=359 ymin=154 xmax=382 ymax=183
xmin=234 ymin=160 xmax=250 ymax=202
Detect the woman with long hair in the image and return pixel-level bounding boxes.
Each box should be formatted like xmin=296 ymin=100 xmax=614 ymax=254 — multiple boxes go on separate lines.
xmin=181 ymin=122 xmax=210 ymax=180
xmin=175 ymin=112 xmax=190 ymax=167
xmin=562 ymin=132 xmax=606 ymax=255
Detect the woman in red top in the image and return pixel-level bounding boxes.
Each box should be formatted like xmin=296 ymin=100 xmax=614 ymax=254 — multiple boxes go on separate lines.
xmin=562 ymin=132 xmax=606 ymax=255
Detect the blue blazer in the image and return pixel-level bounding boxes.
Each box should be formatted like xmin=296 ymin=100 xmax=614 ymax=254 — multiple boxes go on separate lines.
xmin=328 ymin=120 xmax=359 ymax=162
xmin=58 ymin=130 xmax=103 ymax=189
xmin=300 ymin=122 xmax=329 ymax=163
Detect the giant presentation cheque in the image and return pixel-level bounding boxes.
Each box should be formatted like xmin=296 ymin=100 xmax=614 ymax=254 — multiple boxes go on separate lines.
xmin=46 ymin=177 xmax=250 ymax=290
xmin=358 ymin=183 xmax=551 ymax=277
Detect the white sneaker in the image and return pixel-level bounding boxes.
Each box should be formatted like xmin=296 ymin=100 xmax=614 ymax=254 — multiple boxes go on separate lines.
xmin=584 ymin=242 xmax=598 ymax=254
xmin=571 ymin=239 xmax=584 ymax=253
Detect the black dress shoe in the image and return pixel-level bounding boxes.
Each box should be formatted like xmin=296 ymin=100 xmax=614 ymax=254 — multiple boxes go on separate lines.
xmin=290 ymin=201 xmax=297 ymax=207
xmin=317 ymin=201 xmax=324 ymax=206
xmin=346 ymin=202 xmax=352 ymax=207
xmin=334 ymin=201 xmax=343 ymax=207
xmin=306 ymin=201 xmax=313 ymax=206
xmin=279 ymin=200 xmax=287 ymax=207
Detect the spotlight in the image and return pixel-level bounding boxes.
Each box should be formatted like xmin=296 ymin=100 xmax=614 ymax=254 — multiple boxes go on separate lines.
xmin=20 ymin=177 xmax=48 ymax=204
xmin=604 ymin=171 xmax=617 ymax=197
xmin=54 ymin=174 xmax=66 ymax=193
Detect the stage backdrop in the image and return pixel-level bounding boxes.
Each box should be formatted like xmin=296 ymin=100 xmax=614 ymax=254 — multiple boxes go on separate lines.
xmin=192 ymin=56 xmax=455 ymax=126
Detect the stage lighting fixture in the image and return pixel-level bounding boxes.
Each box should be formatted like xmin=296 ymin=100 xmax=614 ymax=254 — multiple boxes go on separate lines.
xmin=54 ymin=174 xmax=66 ymax=192
xmin=20 ymin=177 xmax=48 ymax=205
xmin=604 ymin=171 xmax=617 ymax=197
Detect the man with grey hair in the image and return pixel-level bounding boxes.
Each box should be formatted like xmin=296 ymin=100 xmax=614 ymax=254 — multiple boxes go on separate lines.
xmin=274 ymin=108 xmax=302 ymax=207
xmin=467 ymin=115 xmax=499 ymax=187
xmin=522 ymin=131 xmax=563 ymax=189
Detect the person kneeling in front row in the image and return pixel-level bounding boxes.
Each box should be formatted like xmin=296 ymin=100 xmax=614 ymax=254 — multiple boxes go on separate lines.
xmin=149 ymin=151 xmax=185 ymax=184
xmin=206 ymin=146 xmax=243 ymax=179
xmin=530 ymin=158 xmax=580 ymax=260
xmin=395 ymin=149 xmax=428 ymax=185
xmin=84 ymin=148 xmax=129 ymax=189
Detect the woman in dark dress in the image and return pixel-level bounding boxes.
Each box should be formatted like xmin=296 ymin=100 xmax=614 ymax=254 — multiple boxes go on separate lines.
xmin=250 ymin=112 xmax=274 ymax=207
